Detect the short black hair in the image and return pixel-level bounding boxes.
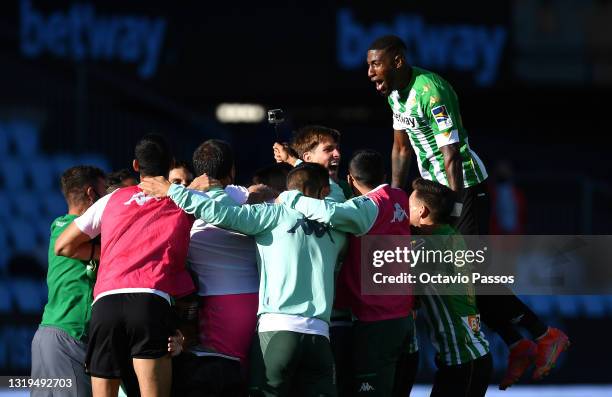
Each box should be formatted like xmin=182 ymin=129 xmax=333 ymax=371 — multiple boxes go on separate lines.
xmin=192 ymin=139 xmax=234 ymax=180
xmin=286 ymin=162 xmax=329 ymax=197
xmin=61 ymin=165 xmax=106 ymax=206
xmin=106 ymin=168 xmax=135 ymax=191
xmin=369 ymin=35 xmax=407 ymax=58
xmin=252 ymin=162 xmax=293 ymax=194
xmin=411 ymin=178 xmax=456 ymax=224
xmin=172 ymin=160 xmax=194 ymax=175
xmin=349 ymin=149 xmax=385 ymax=189
xmin=134 ymin=133 xmax=173 ymax=177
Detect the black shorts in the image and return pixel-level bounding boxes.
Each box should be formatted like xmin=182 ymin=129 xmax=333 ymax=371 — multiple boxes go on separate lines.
xmin=85 ymin=293 xmax=177 ymax=378
xmin=171 ymin=352 xmax=244 ymax=397
xmin=451 ymin=181 xmax=490 ymax=235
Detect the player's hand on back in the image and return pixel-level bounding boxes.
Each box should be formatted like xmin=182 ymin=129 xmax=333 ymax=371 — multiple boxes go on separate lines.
xmin=168 ymin=329 xmax=185 ymax=357
xmin=139 ymin=176 xmax=171 ymax=197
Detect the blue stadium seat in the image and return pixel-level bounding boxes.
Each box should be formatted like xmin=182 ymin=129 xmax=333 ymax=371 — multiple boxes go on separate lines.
xmin=579 ymin=295 xmax=606 ymax=318
xmin=51 ymin=154 xmax=77 ymax=182
xmin=27 ymin=156 xmax=54 ymax=192
xmin=0 ymin=157 xmax=26 ymax=190
xmin=11 ymin=192 xmax=41 ymax=221
xmin=79 ymin=153 xmax=111 ymax=172
xmin=10 ymin=120 xmax=39 ymax=157
xmin=0 ymin=280 xmax=11 ymax=313
xmin=10 ymin=278 xmax=47 ymax=314
xmin=41 ymin=192 xmax=67 ymax=218
xmin=556 ymin=295 xmax=580 ymax=317
xmin=0 ymin=121 xmax=9 ymax=155
xmin=7 ymin=219 xmax=38 ymax=253
xmin=0 ymin=190 xmax=11 ymax=221
xmin=522 ymin=295 xmax=555 ymax=317
xmin=0 ymin=225 xmax=8 ymax=274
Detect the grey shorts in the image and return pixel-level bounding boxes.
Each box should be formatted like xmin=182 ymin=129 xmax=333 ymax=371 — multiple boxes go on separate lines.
xmin=30 ymin=326 xmax=91 ymax=397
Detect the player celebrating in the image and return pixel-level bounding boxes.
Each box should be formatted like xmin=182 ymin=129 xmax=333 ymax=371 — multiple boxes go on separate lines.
xmin=366 ymin=35 xmax=569 ymax=388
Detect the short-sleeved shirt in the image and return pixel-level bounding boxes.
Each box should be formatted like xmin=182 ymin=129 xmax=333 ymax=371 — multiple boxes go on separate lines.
xmin=419 ymin=224 xmax=489 ymax=365
xmin=40 ymin=215 xmax=94 ymax=341
xmin=389 ymin=66 xmax=488 ymax=187
xmin=74 ymin=185 xmax=196 ymax=301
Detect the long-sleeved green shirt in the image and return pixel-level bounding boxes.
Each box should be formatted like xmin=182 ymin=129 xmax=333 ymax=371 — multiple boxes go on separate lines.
xmin=168 ymin=184 xmax=347 ymax=323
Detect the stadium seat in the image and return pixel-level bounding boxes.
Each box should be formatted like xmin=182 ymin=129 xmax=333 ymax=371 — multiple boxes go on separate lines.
xmin=524 ymin=295 xmax=555 ymax=317
xmin=0 ymin=157 xmax=27 ymax=190
xmin=0 ymin=225 xmax=8 ymax=274
xmin=27 ymin=156 xmax=54 ymax=192
xmin=11 ymin=192 xmax=41 ymax=221
xmin=556 ymin=295 xmax=580 ymax=317
xmin=7 ymin=219 xmax=38 ymax=253
xmin=10 ymin=278 xmax=47 ymax=314
xmin=579 ymin=295 xmax=606 ymax=318
xmin=79 ymin=153 xmax=111 ymax=172
xmin=0 ymin=190 xmax=12 ymax=221
xmin=10 ymin=120 xmax=39 ymax=157
xmin=51 ymin=153 xmax=76 ymax=182
xmin=0 ymin=280 xmax=11 ymax=313
xmin=0 ymin=121 xmax=9 ymax=155
xmin=41 ymin=192 xmax=67 ymax=218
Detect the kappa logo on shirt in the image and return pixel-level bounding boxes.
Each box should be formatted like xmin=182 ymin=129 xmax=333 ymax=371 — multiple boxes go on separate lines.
xmin=287 ymin=216 xmax=334 ymax=242
xmin=124 ymin=191 xmax=159 ymax=206
xmin=390 ymin=203 xmax=408 ymax=223
xmin=358 ymin=382 xmax=375 ymax=392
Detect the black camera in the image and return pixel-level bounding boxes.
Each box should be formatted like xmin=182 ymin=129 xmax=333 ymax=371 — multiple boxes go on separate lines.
xmin=267 ymin=109 xmax=285 ymax=125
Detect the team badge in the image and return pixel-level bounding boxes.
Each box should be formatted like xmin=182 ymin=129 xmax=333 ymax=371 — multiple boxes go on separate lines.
xmin=467 ymin=315 xmax=481 ymax=333
xmin=431 ymin=105 xmax=453 ymax=130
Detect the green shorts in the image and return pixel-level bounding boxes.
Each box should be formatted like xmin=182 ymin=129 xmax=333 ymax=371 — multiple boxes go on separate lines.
xmin=352 ymin=316 xmax=415 ymax=396
xmin=249 ymin=330 xmax=337 ymax=397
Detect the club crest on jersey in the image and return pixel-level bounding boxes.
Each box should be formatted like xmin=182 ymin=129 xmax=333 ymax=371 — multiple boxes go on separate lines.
xmin=431 ymin=105 xmax=453 ymax=130
xmin=467 ymin=314 xmax=481 ymax=334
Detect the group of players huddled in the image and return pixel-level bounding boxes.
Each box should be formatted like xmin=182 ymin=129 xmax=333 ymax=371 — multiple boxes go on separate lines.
xmin=32 ymin=35 xmax=569 ymax=397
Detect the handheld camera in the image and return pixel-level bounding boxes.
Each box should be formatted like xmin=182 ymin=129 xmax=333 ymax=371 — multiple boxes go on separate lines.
xmin=267 ymin=109 xmax=285 ymax=141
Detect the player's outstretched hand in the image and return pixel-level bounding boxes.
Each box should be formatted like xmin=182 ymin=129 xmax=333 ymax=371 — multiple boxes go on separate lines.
xmin=168 ymin=329 xmax=185 ymax=357
xmin=140 ymin=176 xmax=171 ymax=197
xmin=188 ymin=173 xmax=222 ymax=192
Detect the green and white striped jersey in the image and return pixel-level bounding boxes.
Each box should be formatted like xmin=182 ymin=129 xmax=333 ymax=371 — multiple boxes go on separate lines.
xmin=388 ymin=67 xmax=487 ymax=188
xmin=419 ymin=225 xmax=489 ymax=365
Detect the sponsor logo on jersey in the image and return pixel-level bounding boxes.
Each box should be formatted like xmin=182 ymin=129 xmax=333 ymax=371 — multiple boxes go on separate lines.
xmin=431 ymin=105 xmax=453 ymax=130
xmin=394 ymin=112 xmax=418 ymax=129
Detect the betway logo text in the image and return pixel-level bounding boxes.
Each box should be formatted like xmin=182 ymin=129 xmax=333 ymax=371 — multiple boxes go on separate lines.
xmin=20 ymin=0 xmax=166 ymax=79
xmin=337 ymin=9 xmax=507 ymax=86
